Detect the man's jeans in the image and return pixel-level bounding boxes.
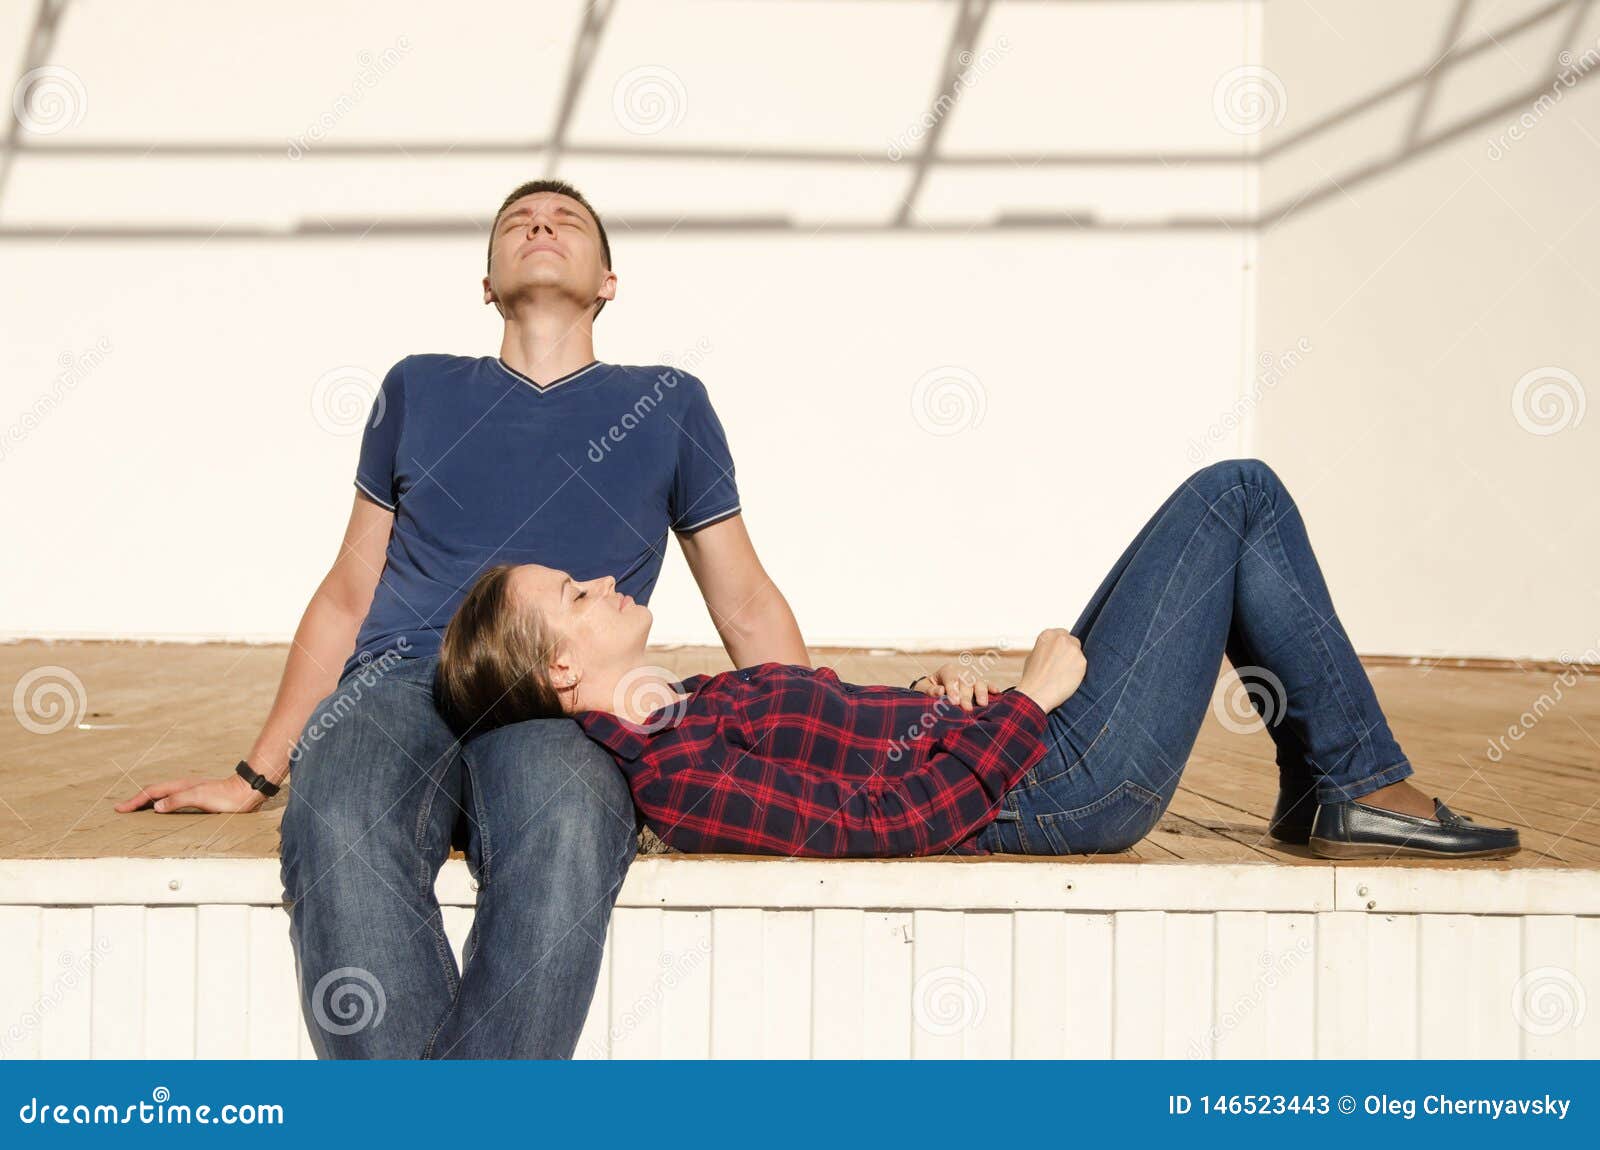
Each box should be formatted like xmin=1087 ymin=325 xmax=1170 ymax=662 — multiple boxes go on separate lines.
xmin=278 ymin=655 xmax=639 ymax=1058
xmin=977 ymin=458 xmax=1414 ymax=855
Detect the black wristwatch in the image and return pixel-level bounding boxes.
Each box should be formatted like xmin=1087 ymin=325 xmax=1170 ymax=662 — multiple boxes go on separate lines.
xmin=235 ymin=760 xmax=281 ymax=798
xmin=909 ymin=675 xmax=931 ymax=691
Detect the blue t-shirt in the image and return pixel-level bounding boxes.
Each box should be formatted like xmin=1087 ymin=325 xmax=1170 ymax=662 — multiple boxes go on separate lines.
xmin=343 ymin=354 xmax=740 ymax=678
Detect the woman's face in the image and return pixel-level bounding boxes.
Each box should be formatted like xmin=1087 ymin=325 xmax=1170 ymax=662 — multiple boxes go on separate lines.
xmin=506 ymin=564 xmax=652 ymax=678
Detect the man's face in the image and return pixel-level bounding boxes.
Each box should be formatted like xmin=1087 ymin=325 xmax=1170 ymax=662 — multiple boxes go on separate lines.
xmin=483 ymin=192 xmax=615 ymax=316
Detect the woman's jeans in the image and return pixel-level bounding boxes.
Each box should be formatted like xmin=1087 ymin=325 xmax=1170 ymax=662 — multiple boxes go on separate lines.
xmin=278 ymin=655 xmax=639 ymax=1058
xmin=975 ymin=458 xmax=1414 ymax=856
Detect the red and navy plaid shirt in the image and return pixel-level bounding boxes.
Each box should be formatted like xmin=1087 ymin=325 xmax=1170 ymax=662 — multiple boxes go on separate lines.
xmin=577 ymin=663 xmax=1047 ymax=857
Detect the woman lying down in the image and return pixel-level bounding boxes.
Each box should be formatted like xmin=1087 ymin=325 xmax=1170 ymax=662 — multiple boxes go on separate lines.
xmin=435 ymin=462 xmax=1518 ymax=861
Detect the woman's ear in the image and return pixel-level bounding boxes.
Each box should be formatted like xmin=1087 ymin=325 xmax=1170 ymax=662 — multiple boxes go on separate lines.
xmin=547 ymin=645 xmax=580 ymax=694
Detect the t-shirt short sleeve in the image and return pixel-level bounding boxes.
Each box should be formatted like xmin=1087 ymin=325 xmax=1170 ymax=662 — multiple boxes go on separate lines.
xmin=353 ymin=359 xmax=407 ymax=510
xmin=669 ymin=376 xmax=741 ymax=533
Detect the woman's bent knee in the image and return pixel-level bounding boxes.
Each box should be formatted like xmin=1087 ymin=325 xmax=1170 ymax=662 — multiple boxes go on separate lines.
xmin=1190 ymin=457 xmax=1284 ymax=498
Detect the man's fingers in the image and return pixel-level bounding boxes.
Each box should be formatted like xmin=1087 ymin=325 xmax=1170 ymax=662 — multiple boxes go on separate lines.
xmin=153 ymin=786 xmax=213 ymax=814
xmin=974 ymin=680 xmax=990 ymax=706
xmin=114 ymin=778 xmax=193 ymax=812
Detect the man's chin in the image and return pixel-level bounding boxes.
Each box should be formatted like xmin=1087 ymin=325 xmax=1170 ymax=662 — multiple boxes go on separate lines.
xmin=500 ymin=275 xmax=576 ymax=302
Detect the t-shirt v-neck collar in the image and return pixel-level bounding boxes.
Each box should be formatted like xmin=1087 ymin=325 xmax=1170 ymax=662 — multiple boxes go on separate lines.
xmin=493 ymin=356 xmax=605 ymax=395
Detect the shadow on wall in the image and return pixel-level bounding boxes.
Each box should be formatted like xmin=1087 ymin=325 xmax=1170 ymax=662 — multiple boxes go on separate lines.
xmin=0 ymin=0 xmax=1596 ymax=236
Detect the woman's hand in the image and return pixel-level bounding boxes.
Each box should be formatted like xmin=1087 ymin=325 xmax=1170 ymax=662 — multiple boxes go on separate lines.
xmin=114 ymin=771 xmax=268 ymax=814
xmin=1015 ymin=628 xmax=1088 ymax=712
xmin=912 ymin=660 xmax=996 ymax=711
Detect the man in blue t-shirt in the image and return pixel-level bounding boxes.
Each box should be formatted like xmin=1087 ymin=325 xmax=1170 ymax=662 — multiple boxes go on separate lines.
xmin=116 ymin=179 xmax=809 ymax=1059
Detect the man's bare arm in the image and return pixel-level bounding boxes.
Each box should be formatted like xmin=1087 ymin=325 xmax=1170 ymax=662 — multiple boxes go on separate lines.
xmin=676 ymin=513 xmax=810 ymax=668
xmin=115 ymin=492 xmax=394 ymax=814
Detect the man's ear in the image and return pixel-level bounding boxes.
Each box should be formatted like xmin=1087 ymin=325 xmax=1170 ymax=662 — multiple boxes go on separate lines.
xmin=483 ymin=276 xmax=506 ymax=319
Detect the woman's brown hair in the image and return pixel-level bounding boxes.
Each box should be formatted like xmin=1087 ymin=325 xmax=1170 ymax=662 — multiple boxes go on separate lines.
xmin=436 ymin=564 xmax=567 ymax=737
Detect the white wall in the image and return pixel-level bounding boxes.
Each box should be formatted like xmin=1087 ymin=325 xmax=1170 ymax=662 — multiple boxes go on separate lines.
xmin=1255 ymin=0 xmax=1600 ymax=661
xmin=36 ymin=1 xmax=1595 ymax=661
xmin=0 ymin=0 xmax=1258 ymax=650
xmin=0 ymin=231 xmax=1249 ymax=649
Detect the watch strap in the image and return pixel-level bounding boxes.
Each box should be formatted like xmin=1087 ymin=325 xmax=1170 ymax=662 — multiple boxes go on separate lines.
xmin=236 ymin=760 xmax=281 ymax=798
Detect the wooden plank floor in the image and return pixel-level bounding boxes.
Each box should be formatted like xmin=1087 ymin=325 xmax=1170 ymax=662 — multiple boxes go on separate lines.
xmin=1 ymin=641 xmax=1595 ymax=869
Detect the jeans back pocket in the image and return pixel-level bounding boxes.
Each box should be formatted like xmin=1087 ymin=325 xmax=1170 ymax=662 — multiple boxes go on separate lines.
xmin=1032 ymin=778 xmax=1164 ymax=854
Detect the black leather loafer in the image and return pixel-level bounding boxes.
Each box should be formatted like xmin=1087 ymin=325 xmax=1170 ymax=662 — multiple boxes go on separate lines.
xmin=1267 ymin=787 xmax=1318 ymax=845
xmin=1308 ymin=796 xmax=1520 ymax=859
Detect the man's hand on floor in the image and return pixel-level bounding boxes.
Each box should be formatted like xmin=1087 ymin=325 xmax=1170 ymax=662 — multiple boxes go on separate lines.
xmin=114 ymin=772 xmax=268 ymax=814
